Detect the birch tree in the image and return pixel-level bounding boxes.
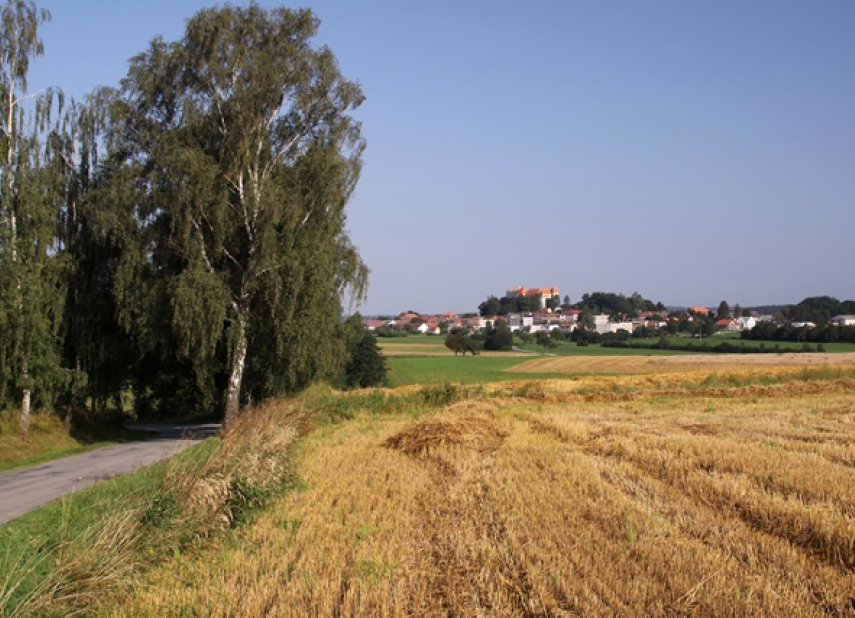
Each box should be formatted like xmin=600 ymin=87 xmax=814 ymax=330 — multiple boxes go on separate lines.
xmin=0 ymin=0 xmax=65 ymax=432
xmin=107 ymin=4 xmax=367 ymax=424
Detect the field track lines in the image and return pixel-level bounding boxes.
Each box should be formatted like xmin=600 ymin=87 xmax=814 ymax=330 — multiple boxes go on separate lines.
xmin=524 ymin=415 xmax=855 ymax=613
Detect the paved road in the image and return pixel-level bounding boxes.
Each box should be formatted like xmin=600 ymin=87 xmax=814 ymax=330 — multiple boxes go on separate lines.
xmin=0 ymin=423 xmax=220 ymax=526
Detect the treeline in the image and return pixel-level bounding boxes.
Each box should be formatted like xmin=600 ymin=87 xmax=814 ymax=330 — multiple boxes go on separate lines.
xmin=0 ymin=2 xmax=370 ymax=431
xmin=743 ymin=323 xmax=855 ymax=344
xmin=479 ymin=294 xmax=543 ymax=316
xmin=576 ymin=292 xmax=665 ymax=317
xmin=780 ymin=296 xmax=855 ymax=325
xmin=478 ymin=290 xmax=666 ymax=318
xmin=601 ymin=338 xmax=824 ymax=354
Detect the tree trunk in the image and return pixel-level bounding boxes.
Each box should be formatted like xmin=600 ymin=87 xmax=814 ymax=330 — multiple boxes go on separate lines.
xmin=113 ymin=389 xmax=125 ymax=423
xmin=224 ymin=316 xmax=248 ymax=428
xmin=20 ymin=387 xmax=30 ymax=435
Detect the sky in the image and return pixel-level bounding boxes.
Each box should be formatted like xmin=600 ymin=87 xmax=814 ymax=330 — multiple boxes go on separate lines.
xmin=26 ymin=0 xmax=855 ymax=315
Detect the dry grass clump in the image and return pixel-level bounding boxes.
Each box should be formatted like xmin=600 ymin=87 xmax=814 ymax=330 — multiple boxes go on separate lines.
xmin=83 ymin=368 xmax=855 ymax=616
xmin=158 ymin=404 xmax=301 ymax=535
xmin=384 ymin=401 xmax=508 ymax=456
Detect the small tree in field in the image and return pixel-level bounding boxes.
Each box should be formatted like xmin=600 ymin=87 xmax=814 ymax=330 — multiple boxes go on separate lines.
xmin=344 ymin=330 xmax=386 ymax=389
xmin=445 ymin=333 xmax=463 ymax=356
xmin=535 ymin=331 xmax=557 ymax=352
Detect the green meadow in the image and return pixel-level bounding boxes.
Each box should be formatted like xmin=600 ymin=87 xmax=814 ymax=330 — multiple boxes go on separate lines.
xmin=380 ymin=334 xmax=855 ymax=387
xmin=385 ymin=356 xmax=560 ymax=387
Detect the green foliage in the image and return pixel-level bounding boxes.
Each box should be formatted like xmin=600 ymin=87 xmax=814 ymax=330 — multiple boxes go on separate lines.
xmin=535 ymin=331 xmax=557 ymax=350
xmin=478 ymin=295 xmax=501 ymax=316
xmin=576 ymin=291 xmax=664 ymax=319
xmin=484 ymin=320 xmax=513 ymax=351
xmin=781 ymin=296 xmax=855 ymax=325
xmin=445 ymin=330 xmax=481 ymax=356
xmin=342 ymin=319 xmax=387 ymax=390
xmin=742 ymin=322 xmax=855 ymax=345
xmin=478 ymin=294 xmax=540 ymax=316
xmin=96 ymin=4 xmax=368 ymax=419
xmin=0 ymin=0 xmax=69 ymax=422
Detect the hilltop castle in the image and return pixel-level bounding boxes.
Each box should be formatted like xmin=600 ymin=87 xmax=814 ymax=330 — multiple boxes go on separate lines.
xmin=504 ymin=286 xmax=560 ymax=309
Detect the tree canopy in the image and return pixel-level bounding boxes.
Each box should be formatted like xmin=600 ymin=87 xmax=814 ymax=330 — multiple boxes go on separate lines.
xmin=0 ymin=1 xmax=371 ymax=428
xmin=576 ymin=292 xmax=664 ymax=319
xmin=0 ymin=0 xmax=68 ymax=432
xmin=95 ymin=4 xmax=368 ymax=423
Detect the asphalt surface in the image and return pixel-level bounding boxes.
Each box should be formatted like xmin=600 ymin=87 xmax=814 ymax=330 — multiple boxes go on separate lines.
xmin=0 ymin=423 xmax=220 ymax=526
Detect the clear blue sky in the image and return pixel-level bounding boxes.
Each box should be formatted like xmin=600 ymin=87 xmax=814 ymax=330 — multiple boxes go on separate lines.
xmin=27 ymin=1 xmax=855 ymax=314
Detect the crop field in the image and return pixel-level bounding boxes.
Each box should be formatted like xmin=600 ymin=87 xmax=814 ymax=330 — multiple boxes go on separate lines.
xmin=384 ymin=336 xmax=855 ymax=387
xmin=385 ymin=356 xmax=567 ymax=387
xmin=93 ymin=363 xmax=855 ymax=617
xmin=509 ymin=351 xmax=855 ymax=376
xmin=381 ymin=336 xmax=699 ymax=387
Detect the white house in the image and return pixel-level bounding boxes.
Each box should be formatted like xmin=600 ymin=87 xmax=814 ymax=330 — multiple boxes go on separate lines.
xmin=737 ymin=316 xmax=756 ymax=330
xmin=716 ymin=319 xmax=740 ymax=332
xmin=507 ymin=313 xmax=534 ymax=332
xmin=832 ymin=315 xmax=855 ymax=326
xmin=595 ymin=318 xmax=635 ymax=335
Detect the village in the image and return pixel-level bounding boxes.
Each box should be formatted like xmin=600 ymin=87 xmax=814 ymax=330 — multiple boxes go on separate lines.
xmin=361 ymin=286 xmax=787 ymax=338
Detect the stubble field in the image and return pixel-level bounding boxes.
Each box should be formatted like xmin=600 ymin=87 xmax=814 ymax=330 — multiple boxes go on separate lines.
xmin=99 ymin=361 xmax=855 ymax=617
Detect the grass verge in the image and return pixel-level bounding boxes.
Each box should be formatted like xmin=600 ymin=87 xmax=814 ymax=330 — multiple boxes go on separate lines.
xmin=0 ymin=403 xmax=299 ymax=617
xmin=0 ymin=410 xmax=154 ymax=472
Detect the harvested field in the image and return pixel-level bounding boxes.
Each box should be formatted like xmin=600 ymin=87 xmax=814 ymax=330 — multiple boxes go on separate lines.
xmin=508 ymin=351 xmax=855 ymax=375
xmin=103 ymin=366 xmax=855 ymax=617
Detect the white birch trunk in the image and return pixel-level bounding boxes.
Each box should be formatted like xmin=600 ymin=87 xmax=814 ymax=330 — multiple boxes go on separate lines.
xmin=20 ymin=387 xmax=30 ymax=434
xmin=224 ymin=316 xmax=248 ymax=427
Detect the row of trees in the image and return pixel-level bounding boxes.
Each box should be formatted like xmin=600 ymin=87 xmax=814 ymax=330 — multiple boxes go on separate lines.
xmin=444 ymin=319 xmax=516 ymax=356
xmin=0 ymin=1 xmax=371 ymax=431
xmin=576 ymin=292 xmax=665 ymax=318
xmin=743 ymin=322 xmax=855 ymax=344
xmin=478 ymin=294 xmax=542 ymax=316
xmin=478 ymin=290 xmax=666 ymax=319
xmin=781 ymin=296 xmax=855 ymax=326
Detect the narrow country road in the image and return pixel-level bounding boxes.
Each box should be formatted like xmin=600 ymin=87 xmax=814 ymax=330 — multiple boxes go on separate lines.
xmin=0 ymin=423 xmax=220 ymax=526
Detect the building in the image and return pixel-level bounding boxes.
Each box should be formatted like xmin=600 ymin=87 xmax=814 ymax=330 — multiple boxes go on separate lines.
xmin=737 ymin=316 xmax=757 ymax=330
xmin=505 ymin=286 xmax=560 ymax=309
xmin=687 ymin=306 xmax=710 ymax=315
xmin=507 ymin=313 xmax=534 ymax=332
xmin=832 ymin=315 xmax=855 ymax=326
xmin=716 ymin=319 xmax=740 ymax=332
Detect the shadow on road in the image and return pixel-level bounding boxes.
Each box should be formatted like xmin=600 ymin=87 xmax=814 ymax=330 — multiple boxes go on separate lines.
xmin=127 ymin=422 xmax=221 ymax=440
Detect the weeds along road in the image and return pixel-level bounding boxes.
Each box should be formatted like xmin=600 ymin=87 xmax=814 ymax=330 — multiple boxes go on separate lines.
xmin=0 ymin=423 xmax=220 ymax=526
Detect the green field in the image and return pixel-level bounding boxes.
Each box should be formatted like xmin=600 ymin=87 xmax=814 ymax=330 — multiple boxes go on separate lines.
xmin=381 ymin=334 xmax=855 ymax=386
xmin=386 ymin=356 xmax=562 ymax=387
xmin=384 ymin=339 xmax=692 ymax=387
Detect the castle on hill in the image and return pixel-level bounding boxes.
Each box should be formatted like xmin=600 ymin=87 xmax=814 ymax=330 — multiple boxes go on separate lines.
xmin=504 ymin=286 xmax=560 ymax=309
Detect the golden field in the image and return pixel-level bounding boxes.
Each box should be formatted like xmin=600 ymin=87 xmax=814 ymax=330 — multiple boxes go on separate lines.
xmin=97 ymin=363 xmax=855 ymax=617
xmin=507 ymin=351 xmax=855 ymax=375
